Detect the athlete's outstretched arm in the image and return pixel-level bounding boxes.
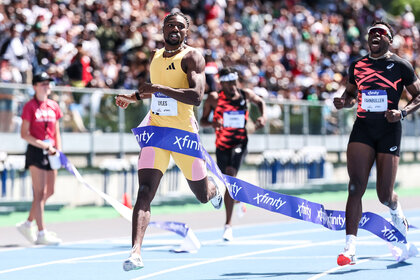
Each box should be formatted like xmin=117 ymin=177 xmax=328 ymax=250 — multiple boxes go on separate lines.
xmin=135 ymin=49 xmax=206 ymax=106
xmin=199 ymin=91 xmax=220 ymax=129
xmin=333 ymin=82 xmax=357 ymax=109
xmin=243 ymin=88 xmax=267 ymax=129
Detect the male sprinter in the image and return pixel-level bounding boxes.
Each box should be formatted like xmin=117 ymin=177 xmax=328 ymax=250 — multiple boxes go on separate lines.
xmin=115 ymin=12 xmax=223 ymax=271
xmin=334 ymin=20 xmax=420 ymax=265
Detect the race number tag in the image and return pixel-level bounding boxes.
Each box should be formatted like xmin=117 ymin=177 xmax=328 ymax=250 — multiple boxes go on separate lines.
xmin=361 ymin=90 xmax=388 ymax=112
xmin=151 ymin=92 xmax=178 ymax=116
xmin=223 ymin=111 xmax=245 ymax=128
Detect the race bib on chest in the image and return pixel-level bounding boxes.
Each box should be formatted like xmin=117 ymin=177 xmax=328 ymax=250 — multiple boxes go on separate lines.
xmin=361 ymin=90 xmax=388 ymax=112
xmin=151 ymin=92 xmax=178 ymax=116
xmin=223 ymin=111 xmax=245 ymax=128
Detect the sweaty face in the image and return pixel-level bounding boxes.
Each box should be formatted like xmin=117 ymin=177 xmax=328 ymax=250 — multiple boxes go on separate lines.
xmin=368 ymin=25 xmax=392 ymax=56
xmin=163 ymin=15 xmax=188 ymax=47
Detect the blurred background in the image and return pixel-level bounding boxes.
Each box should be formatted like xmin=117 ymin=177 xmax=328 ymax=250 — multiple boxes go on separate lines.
xmin=1 ymin=0 xmax=420 ymax=212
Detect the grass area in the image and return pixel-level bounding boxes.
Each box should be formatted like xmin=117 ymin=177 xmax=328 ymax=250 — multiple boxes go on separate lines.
xmin=1 ymin=187 xmax=419 ymax=228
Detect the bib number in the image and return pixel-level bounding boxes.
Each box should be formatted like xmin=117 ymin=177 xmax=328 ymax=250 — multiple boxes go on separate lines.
xmin=223 ymin=111 xmax=245 ymax=128
xmin=361 ymin=90 xmax=387 ymax=112
xmin=151 ymin=92 xmax=178 ymax=116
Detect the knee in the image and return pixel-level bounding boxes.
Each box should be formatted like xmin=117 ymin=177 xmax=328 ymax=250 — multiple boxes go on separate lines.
xmin=347 ymin=182 xmax=363 ymax=198
xmin=377 ymin=193 xmax=392 ymax=206
xmin=137 ymin=184 xmax=154 ymax=203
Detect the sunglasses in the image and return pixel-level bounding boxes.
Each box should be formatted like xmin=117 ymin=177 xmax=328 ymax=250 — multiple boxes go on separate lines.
xmin=368 ymin=27 xmax=389 ymax=37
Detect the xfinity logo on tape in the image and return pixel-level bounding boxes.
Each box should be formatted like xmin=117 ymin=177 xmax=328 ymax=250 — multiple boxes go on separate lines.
xmin=227 ymin=181 xmax=242 ymax=197
xmin=167 ymin=222 xmax=189 ymax=237
xmin=317 ymin=209 xmax=346 ymax=229
xmin=253 ymin=192 xmax=286 ymax=210
xmin=358 ymin=215 xmax=370 ymax=227
xmin=382 ymin=226 xmax=403 ymax=243
xmin=135 ymin=130 xmax=154 ymax=144
xmin=173 ymin=134 xmax=202 ymax=151
xmin=296 ymin=202 xmax=311 ymax=218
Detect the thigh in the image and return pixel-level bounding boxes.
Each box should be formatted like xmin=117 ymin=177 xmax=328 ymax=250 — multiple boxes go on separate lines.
xmin=172 ymin=152 xmax=207 ymax=181
xmin=29 ymin=166 xmax=46 ymax=195
xmin=138 ymin=147 xmax=170 ymax=175
xmin=376 ymin=152 xmax=399 ymax=196
xmin=377 ymin=122 xmax=402 ymax=156
xmin=347 ymin=142 xmax=376 ymax=187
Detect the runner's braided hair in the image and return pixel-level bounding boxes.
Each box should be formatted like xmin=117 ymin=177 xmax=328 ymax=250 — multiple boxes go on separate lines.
xmin=163 ymin=12 xmax=190 ymax=28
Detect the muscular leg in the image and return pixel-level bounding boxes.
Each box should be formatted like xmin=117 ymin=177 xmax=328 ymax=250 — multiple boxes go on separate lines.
xmin=375 ymin=153 xmax=399 ymax=209
xmin=187 ymin=176 xmax=218 ymax=203
xmin=131 ymin=169 xmax=163 ymax=255
xmin=345 ymin=142 xmax=375 ymax=236
xmin=224 ymin=166 xmax=238 ymax=226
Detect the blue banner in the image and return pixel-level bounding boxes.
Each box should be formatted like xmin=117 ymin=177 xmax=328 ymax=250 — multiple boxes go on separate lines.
xmin=132 ymin=125 xmax=407 ymax=244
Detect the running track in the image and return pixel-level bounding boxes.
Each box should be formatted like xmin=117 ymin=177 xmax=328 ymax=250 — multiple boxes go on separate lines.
xmin=1 ymin=208 xmax=419 ymax=280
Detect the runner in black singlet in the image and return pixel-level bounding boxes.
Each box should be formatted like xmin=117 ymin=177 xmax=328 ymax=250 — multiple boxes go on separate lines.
xmin=333 ymin=20 xmax=420 ymax=266
xmin=200 ymin=67 xmax=266 ymax=241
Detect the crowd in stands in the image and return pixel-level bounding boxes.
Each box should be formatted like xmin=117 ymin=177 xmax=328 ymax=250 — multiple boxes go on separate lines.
xmin=0 ymin=0 xmax=419 ymax=132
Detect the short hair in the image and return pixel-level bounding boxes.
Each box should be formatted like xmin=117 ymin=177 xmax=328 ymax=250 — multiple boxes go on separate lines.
xmin=218 ymin=67 xmax=237 ymax=77
xmin=370 ymin=20 xmax=394 ymax=39
xmin=163 ymin=12 xmax=190 ymax=28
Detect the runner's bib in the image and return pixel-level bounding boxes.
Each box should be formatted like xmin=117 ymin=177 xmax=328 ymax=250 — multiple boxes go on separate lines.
xmin=361 ymin=90 xmax=388 ymax=112
xmin=223 ymin=111 xmax=245 ymax=128
xmin=151 ymin=92 xmax=178 ymax=116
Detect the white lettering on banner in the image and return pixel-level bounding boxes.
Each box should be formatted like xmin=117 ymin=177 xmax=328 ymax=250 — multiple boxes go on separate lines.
xmin=253 ymin=193 xmax=286 ymax=210
xmin=359 ymin=215 xmax=370 ymax=227
xmin=296 ymin=202 xmax=311 ymax=218
xmin=173 ymin=135 xmax=201 ymax=151
xmin=381 ymin=226 xmax=400 ymax=242
xmin=227 ymin=181 xmax=242 ymax=196
xmin=166 ymin=222 xmax=188 ymax=236
xmin=317 ymin=209 xmax=345 ymax=228
xmin=135 ymin=131 xmax=154 ymax=144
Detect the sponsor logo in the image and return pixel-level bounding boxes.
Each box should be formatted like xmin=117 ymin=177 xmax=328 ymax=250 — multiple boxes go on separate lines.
xmin=296 ymin=202 xmax=311 ymax=218
xmin=390 ymin=146 xmax=398 ymax=152
xmin=166 ymin=62 xmax=176 ymax=70
xmin=381 ymin=226 xmax=402 ymax=242
xmin=387 ymin=63 xmax=394 ymax=70
xmin=358 ymin=215 xmax=370 ymax=227
xmin=253 ymin=192 xmax=286 ymax=210
xmin=227 ymin=181 xmax=242 ymax=197
xmin=173 ymin=134 xmax=202 ymax=151
xmin=135 ymin=130 xmax=154 ymax=144
xmin=317 ymin=209 xmax=346 ymax=229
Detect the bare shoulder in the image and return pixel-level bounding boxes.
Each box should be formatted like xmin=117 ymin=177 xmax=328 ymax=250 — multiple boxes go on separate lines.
xmin=183 ymin=47 xmax=205 ymax=71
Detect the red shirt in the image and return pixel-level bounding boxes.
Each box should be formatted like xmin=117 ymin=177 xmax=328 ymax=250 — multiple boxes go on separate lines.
xmin=21 ymin=97 xmax=63 ymax=146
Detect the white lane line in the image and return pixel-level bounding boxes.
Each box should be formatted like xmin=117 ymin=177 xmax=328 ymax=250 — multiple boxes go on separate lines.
xmin=0 ymin=251 xmax=127 ymax=274
xmin=307 ymin=253 xmax=392 ymax=280
xmin=130 ymin=238 xmax=345 ymax=280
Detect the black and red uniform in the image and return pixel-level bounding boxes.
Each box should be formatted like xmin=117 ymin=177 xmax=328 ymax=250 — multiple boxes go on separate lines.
xmin=213 ymin=89 xmax=249 ymax=173
xmin=348 ymin=53 xmax=417 ymax=155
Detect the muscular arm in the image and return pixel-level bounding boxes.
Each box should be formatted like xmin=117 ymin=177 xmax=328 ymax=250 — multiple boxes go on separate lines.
xmin=199 ymin=91 xmax=218 ymax=127
xmin=243 ymin=88 xmax=267 ymax=129
xmin=403 ymin=79 xmax=420 ymax=114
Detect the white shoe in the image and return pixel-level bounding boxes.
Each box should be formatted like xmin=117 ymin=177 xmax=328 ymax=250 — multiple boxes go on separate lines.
xmin=208 ymin=176 xmax=223 ymax=209
xmin=123 ymin=253 xmax=144 ymax=271
xmin=16 ymin=222 xmax=36 ymax=244
xmin=391 ymin=213 xmax=409 ymax=237
xmin=35 ymin=231 xmax=62 ymax=245
xmin=223 ymin=225 xmax=233 ymax=241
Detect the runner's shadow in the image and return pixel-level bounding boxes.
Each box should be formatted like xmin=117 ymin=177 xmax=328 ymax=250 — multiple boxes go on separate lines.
xmin=221 ymin=272 xmax=318 ymax=278
xmin=387 ymin=261 xmax=412 ymax=269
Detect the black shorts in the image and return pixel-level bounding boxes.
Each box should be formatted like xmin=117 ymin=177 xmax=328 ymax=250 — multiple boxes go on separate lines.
xmin=216 ymin=143 xmax=248 ymax=174
xmin=348 ymin=117 xmax=402 ymax=156
xmin=25 ymin=144 xmax=53 ymax=170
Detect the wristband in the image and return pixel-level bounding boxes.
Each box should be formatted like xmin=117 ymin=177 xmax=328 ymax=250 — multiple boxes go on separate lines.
xmin=135 ymin=91 xmax=141 ymax=100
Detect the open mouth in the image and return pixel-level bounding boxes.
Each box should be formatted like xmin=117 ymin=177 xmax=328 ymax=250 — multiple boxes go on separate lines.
xmin=169 ymin=33 xmax=180 ymax=40
xmin=371 ymin=38 xmax=380 ymax=47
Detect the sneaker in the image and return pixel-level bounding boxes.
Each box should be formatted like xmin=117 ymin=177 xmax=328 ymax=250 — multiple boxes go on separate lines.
xmin=16 ymin=222 xmax=36 ymax=244
xmin=337 ymin=252 xmax=356 ymax=266
xmin=391 ymin=213 xmax=409 ymax=237
xmin=223 ymin=225 xmax=233 ymax=242
xmin=208 ymin=176 xmax=223 ymax=209
xmin=123 ymin=253 xmax=144 ymax=271
xmin=35 ymin=231 xmax=62 ymax=245
xmin=237 ymin=202 xmax=246 ymax=218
